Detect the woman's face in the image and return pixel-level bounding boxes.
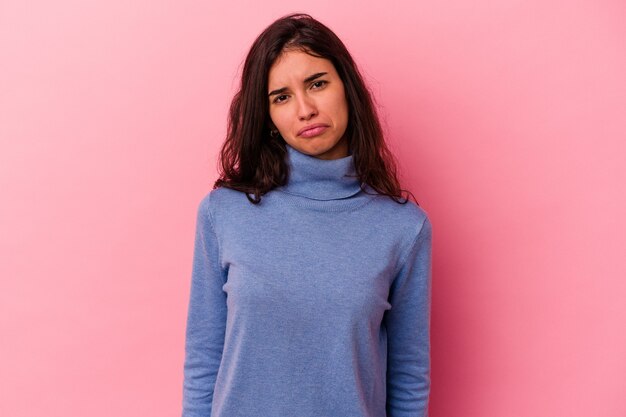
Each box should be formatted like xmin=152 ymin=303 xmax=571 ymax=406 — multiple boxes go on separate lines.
xmin=267 ymin=49 xmax=349 ymax=160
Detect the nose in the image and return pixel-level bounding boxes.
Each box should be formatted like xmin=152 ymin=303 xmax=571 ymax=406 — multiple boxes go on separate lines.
xmin=296 ymin=94 xmax=318 ymax=121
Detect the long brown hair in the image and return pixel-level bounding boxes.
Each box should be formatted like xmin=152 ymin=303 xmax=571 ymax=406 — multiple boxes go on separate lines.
xmin=214 ymin=13 xmax=419 ymax=206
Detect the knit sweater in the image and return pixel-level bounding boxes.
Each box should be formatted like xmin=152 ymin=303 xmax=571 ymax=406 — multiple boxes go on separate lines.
xmin=182 ymin=143 xmax=432 ymax=417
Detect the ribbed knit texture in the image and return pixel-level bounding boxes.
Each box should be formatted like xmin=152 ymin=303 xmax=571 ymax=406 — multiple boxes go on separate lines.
xmin=182 ymin=143 xmax=432 ymax=417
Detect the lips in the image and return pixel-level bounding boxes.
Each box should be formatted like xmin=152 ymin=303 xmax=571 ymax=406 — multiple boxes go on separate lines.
xmin=297 ymin=123 xmax=329 ymax=137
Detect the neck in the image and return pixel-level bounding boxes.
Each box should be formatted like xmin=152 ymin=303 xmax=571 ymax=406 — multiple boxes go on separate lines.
xmin=277 ymin=143 xmax=363 ymax=200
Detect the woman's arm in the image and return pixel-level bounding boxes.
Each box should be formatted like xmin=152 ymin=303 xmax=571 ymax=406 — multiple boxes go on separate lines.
xmin=385 ymin=215 xmax=433 ymax=417
xmin=182 ymin=194 xmax=227 ymax=417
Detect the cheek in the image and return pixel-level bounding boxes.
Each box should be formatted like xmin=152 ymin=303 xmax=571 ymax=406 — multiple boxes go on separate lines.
xmin=269 ymin=108 xmax=288 ymax=129
xmin=329 ymin=83 xmax=348 ymax=115
xmin=333 ymin=93 xmax=349 ymax=125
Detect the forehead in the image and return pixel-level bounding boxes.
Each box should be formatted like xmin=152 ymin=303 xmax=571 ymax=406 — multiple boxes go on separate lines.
xmin=268 ymin=49 xmax=335 ymax=85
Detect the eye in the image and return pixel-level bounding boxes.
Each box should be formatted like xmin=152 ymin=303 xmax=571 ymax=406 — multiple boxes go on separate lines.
xmin=311 ymin=80 xmax=328 ymax=89
xmin=273 ymin=94 xmax=288 ymax=104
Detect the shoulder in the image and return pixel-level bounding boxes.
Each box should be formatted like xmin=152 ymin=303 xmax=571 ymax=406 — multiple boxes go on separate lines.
xmin=366 ymin=193 xmax=432 ymax=269
xmin=369 ymin=191 xmax=431 ymax=235
xmin=196 ymin=186 xmax=252 ymax=226
xmin=197 ymin=186 xmax=242 ymax=210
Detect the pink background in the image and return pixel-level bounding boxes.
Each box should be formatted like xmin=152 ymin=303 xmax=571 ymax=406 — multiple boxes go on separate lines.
xmin=1 ymin=1 xmax=625 ymax=416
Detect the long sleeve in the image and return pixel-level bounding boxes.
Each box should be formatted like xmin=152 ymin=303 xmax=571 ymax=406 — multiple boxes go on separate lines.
xmin=182 ymin=195 xmax=227 ymax=417
xmin=384 ymin=215 xmax=433 ymax=417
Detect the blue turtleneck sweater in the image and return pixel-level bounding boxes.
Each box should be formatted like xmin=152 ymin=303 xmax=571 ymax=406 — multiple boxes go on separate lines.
xmin=182 ymin=143 xmax=432 ymax=417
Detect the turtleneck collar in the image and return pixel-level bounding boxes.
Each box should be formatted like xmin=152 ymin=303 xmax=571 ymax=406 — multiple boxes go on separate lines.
xmin=276 ymin=143 xmax=364 ymax=200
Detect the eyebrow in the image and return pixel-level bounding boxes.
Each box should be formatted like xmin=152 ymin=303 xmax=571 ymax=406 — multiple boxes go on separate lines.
xmin=268 ymin=72 xmax=328 ymax=97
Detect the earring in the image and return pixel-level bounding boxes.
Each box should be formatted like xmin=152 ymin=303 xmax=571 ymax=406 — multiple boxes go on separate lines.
xmin=270 ymin=129 xmax=280 ymax=138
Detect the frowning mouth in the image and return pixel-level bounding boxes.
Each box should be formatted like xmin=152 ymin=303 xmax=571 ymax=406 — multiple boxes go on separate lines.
xmin=297 ymin=124 xmax=329 ymax=137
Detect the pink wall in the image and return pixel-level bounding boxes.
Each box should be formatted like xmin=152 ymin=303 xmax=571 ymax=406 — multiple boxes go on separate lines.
xmin=1 ymin=1 xmax=624 ymax=416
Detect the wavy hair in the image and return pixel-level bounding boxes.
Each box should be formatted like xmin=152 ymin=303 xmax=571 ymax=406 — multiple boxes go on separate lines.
xmin=214 ymin=12 xmax=419 ymax=206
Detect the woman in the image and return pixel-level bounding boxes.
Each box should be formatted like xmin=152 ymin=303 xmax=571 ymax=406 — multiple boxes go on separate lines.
xmin=182 ymin=13 xmax=432 ymax=417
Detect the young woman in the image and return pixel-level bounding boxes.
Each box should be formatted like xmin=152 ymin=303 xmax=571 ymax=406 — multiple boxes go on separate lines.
xmin=182 ymin=13 xmax=433 ymax=417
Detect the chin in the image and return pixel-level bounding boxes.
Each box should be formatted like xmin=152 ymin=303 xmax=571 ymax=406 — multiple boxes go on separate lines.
xmin=297 ymin=140 xmax=332 ymax=153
